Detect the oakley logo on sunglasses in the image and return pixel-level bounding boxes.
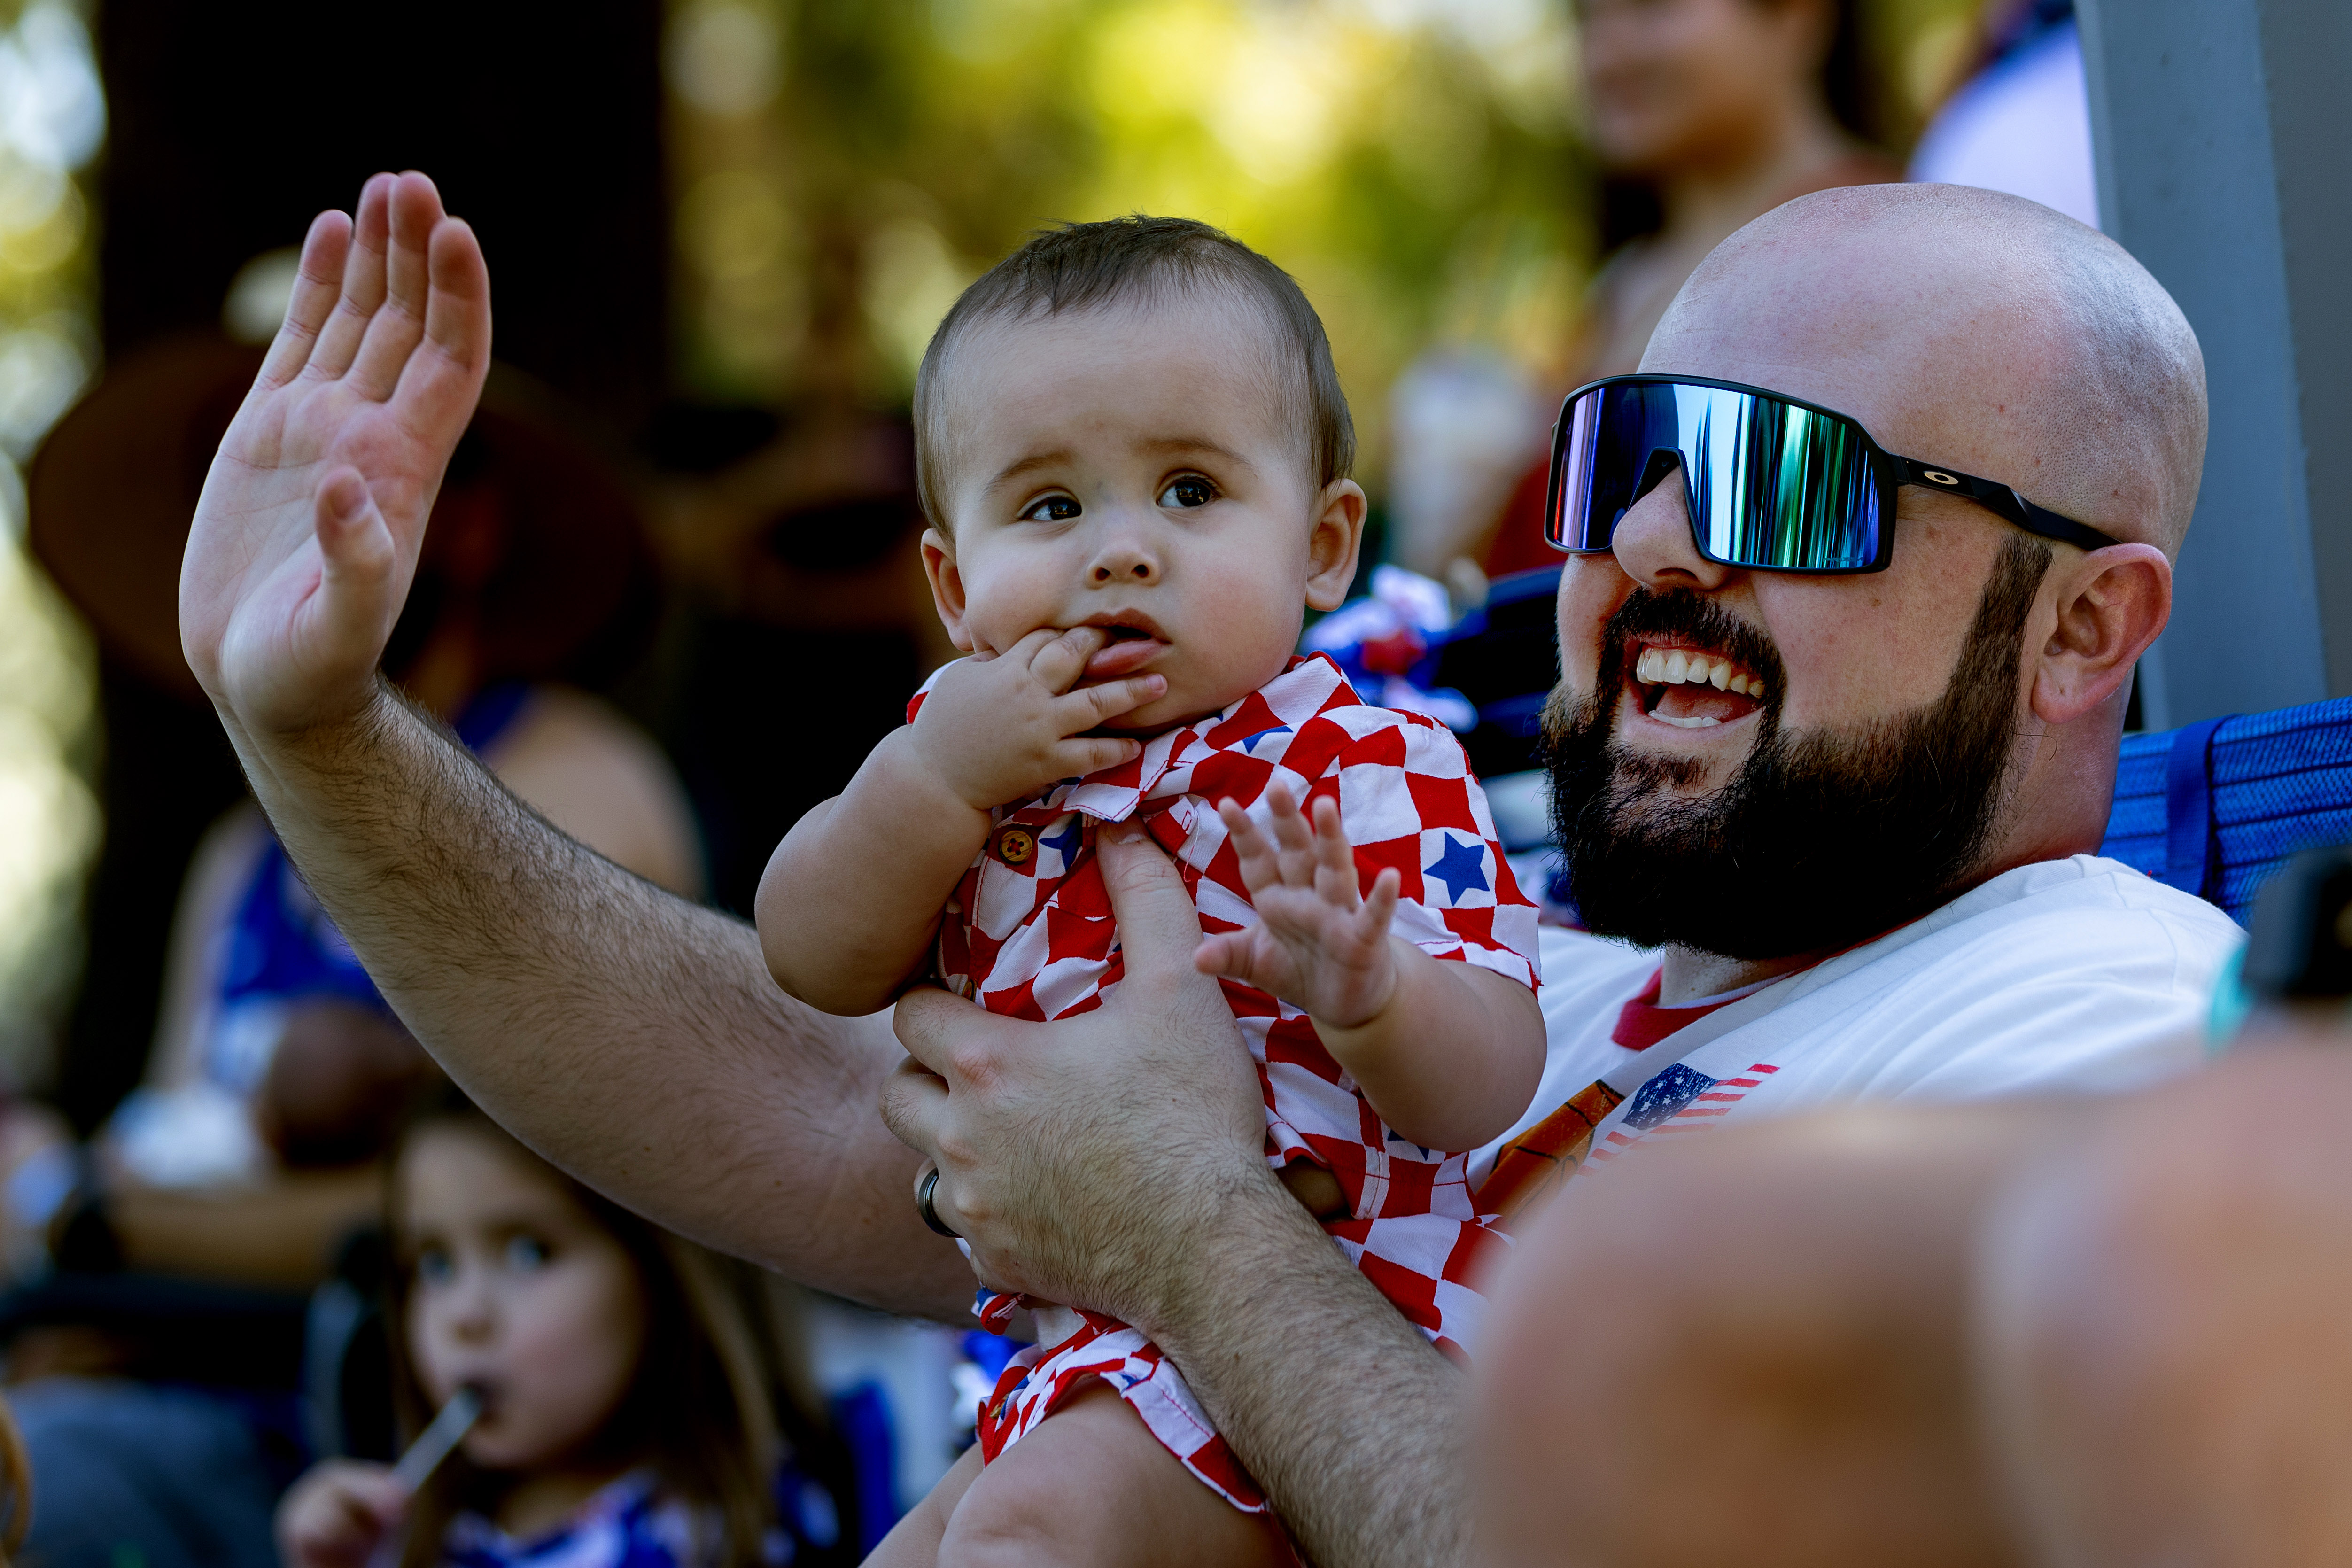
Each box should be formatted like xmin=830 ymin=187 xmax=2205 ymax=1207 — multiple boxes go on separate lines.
xmin=1924 ymin=471 xmax=1960 ymax=486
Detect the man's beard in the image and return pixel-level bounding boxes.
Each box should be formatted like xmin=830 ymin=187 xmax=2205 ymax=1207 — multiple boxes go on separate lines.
xmin=1545 ymin=535 xmax=2053 ymax=961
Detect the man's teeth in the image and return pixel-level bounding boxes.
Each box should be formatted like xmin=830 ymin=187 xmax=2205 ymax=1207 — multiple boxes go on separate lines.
xmin=1634 ymin=645 xmax=1764 ymax=699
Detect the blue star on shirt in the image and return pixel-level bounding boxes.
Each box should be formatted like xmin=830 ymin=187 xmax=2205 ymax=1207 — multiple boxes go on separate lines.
xmin=1039 ymin=817 xmax=1084 ymax=865
xmin=1424 ymin=834 xmax=1490 ymax=903
xmin=1238 ymin=724 xmax=1293 ymax=754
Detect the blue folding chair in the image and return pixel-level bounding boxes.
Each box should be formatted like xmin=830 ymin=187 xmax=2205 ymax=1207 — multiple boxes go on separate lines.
xmin=2100 ymin=697 xmax=2352 ymax=926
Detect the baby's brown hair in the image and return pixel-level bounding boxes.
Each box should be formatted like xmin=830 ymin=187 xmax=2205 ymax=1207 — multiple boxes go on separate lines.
xmin=912 ymin=215 xmax=1356 ymax=530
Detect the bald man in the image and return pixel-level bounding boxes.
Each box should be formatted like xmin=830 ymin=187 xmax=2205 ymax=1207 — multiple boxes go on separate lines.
xmin=179 ymin=176 xmax=2223 ymax=1567
xmin=1469 ymin=186 xmax=2248 ymax=1567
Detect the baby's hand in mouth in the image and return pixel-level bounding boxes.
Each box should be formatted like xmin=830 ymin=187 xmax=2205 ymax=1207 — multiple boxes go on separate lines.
xmin=910 ymin=625 xmax=1166 ymax=808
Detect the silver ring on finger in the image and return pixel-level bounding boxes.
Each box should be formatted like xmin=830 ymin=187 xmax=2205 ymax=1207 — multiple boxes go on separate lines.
xmin=916 ymin=1165 xmax=960 ymax=1240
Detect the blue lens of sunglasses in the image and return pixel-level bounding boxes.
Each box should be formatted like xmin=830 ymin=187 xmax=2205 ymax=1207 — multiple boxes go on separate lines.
xmin=1551 ymin=380 xmax=1888 ymax=572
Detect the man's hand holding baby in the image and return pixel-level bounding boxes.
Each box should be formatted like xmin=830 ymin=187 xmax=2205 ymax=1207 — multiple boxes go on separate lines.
xmin=887 ymin=823 xmax=1273 ymax=1320
xmin=1195 ymin=782 xmax=1547 ymax=1154
xmin=909 ymin=626 xmax=1165 ymax=810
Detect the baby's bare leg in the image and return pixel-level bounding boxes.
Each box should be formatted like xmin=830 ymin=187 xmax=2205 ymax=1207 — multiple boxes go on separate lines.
xmin=938 ymin=1383 xmax=1294 ymax=1568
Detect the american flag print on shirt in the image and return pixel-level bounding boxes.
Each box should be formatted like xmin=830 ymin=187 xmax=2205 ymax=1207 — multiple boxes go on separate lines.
xmin=909 ymin=653 xmax=1541 ymax=1511
xmin=1584 ymin=1062 xmax=1781 ymax=1169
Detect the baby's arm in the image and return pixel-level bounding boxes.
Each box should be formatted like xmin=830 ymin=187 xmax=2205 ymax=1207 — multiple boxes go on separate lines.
xmin=1195 ymin=784 xmax=1545 ymax=1152
xmin=757 ymin=627 xmax=1163 ymax=1015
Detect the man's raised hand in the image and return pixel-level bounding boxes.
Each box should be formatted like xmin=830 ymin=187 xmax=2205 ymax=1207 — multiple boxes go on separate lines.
xmin=179 ymin=172 xmax=491 ymax=738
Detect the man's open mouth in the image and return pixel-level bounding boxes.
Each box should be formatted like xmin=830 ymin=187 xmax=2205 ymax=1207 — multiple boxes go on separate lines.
xmin=1625 ymin=639 xmax=1767 ymax=730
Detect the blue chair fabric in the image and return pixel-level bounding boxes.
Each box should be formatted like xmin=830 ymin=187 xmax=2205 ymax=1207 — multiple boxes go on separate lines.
xmin=2101 ymin=697 xmax=2352 ymax=926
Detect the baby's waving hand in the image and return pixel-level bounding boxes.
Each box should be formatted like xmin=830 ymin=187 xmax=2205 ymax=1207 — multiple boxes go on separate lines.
xmin=1197 ymin=782 xmax=1402 ymax=1027
xmin=909 ymin=626 xmax=1166 ymax=809
xmin=1197 ymin=781 xmax=1546 ymax=1153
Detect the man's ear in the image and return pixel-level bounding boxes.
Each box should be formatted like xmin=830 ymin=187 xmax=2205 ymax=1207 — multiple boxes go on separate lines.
xmin=1304 ymin=479 xmax=1369 ymax=612
xmin=919 ymin=529 xmax=977 ymax=653
xmin=2030 ymin=543 xmax=2172 ymax=726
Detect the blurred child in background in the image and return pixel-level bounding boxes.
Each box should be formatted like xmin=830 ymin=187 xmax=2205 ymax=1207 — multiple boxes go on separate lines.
xmin=275 ymin=1089 xmax=850 ymax=1568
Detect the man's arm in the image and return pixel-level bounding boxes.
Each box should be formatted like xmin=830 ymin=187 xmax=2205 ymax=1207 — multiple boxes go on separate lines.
xmin=887 ymin=826 xmax=1466 ymax=1568
xmin=173 ymin=173 xmax=970 ymax=1316
xmin=1152 ymin=1165 xmax=1470 ymax=1566
xmin=260 ymin=683 xmax=974 ymax=1312
xmin=172 ymin=175 xmax=1454 ymax=1519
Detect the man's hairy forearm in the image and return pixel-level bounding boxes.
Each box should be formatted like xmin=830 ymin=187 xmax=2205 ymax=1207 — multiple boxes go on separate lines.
xmin=1153 ymin=1172 xmax=1466 ymax=1568
xmin=227 ymin=683 xmax=970 ymax=1316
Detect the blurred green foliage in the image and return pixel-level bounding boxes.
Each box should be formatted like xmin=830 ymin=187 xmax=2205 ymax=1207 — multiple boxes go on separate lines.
xmin=668 ymin=0 xmax=1986 ymax=478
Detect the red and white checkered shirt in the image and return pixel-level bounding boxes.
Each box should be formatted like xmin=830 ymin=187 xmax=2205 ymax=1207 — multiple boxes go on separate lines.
xmin=910 ymin=654 xmax=1541 ymax=1510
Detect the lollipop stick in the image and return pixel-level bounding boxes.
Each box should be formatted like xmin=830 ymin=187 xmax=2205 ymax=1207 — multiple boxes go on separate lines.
xmin=391 ymin=1386 xmax=483 ymax=1491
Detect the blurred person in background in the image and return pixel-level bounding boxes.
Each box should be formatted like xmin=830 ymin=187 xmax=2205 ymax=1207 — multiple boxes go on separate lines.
xmin=1462 ymin=0 xmax=1900 ymax=581
xmin=0 ymin=1392 xmax=28 ymax=1562
xmin=1908 ymin=0 xmax=2096 ymax=229
xmin=646 ymin=407 xmax=953 ymax=920
xmin=11 ymin=334 xmax=703 ymax=1568
xmin=278 ymin=1087 xmax=850 ymax=1568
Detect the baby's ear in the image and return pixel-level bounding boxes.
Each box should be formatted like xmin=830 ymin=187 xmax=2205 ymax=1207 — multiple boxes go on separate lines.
xmin=920 ymin=529 xmax=977 ymax=652
xmin=1304 ymin=479 xmax=1368 ymax=612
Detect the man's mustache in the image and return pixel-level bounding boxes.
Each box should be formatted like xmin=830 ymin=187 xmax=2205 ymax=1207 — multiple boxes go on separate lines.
xmin=1607 ymin=590 xmax=1786 ymax=696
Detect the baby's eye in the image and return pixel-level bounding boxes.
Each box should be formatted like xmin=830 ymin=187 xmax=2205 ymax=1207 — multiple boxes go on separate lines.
xmin=415 ymin=1245 xmax=453 ymax=1286
xmin=1157 ymin=475 xmax=1217 ymax=510
xmin=503 ymin=1234 xmax=551 ymax=1272
xmin=1018 ymin=494 xmax=1082 ymax=523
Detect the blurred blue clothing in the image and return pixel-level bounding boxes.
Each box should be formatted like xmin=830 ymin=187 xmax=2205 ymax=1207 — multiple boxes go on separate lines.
xmin=438 ymin=1465 xmax=842 ymax=1567
xmin=14 ymin=1377 xmax=282 ymax=1568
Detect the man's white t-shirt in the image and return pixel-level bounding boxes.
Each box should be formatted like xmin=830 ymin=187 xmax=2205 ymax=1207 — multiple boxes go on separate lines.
xmin=1471 ymin=854 xmax=2245 ymax=1188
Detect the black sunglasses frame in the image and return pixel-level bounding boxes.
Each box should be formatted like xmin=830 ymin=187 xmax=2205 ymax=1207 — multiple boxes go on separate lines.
xmin=1542 ymin=374 xmax=2123 ymax=575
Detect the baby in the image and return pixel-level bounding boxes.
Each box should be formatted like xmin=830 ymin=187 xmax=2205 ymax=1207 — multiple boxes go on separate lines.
xmin=758 ymin=217 xmax=1545 ymax=1565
